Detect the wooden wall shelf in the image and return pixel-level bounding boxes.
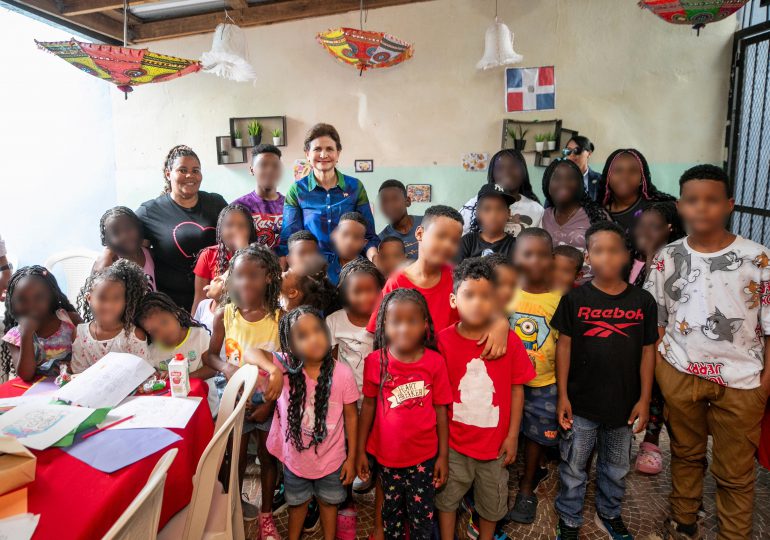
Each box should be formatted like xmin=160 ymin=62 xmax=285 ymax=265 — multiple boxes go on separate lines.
xmin=501 ymin=118 xmax=578 ymax=167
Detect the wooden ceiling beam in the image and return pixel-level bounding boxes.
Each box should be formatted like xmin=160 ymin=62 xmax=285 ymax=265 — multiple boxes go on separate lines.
xmin=13 ymin=0 xmax=127 ymax=41
xmin=225 ymin=0 xmax=249 ymax=10
xmin=133 ymin=0 xmax=433 ymax=42
xmin=61 ymin=0 xmax=163 ymax=17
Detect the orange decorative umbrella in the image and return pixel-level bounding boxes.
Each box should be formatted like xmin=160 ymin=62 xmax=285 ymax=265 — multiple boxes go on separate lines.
xmin=316 ymin=27 xmax=413 ymax=75
xmin=36 ymin=39 xmax=201 ymax=96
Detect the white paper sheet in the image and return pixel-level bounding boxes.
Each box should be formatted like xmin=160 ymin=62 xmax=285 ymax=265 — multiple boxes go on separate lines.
xmin=55 ymin=352 xmax=155 ymax=409
xmin=0 ymin=513 xmax=40 ymax=540
xmin=0 ymin=395 xmax=53 ymax=410
xmin=99 ymin=396 xmax=202 ymax=430
xmin=0 ymin=403 xmax=94 ymax=450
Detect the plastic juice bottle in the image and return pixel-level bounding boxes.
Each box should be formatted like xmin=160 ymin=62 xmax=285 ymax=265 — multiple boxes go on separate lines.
xmin=168 ymin=353 xmax=190 ymax=398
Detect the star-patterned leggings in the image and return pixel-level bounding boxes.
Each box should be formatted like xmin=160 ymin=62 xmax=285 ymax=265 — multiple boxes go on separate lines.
xmin=380 ymin=457 xmax=436 ymax=539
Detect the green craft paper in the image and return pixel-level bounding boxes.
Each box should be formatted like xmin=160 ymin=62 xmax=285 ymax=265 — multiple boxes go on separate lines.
xmin=52 ymin=407 xmax=111 ymax=448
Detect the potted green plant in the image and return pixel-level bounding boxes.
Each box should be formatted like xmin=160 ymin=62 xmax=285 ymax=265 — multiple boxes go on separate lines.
xmin=233 ymin=129 xmax=243 ymax=147
xmin=535 ymin=134 xmax=546 ymax=152
xmin=271 ymin=128 xmax=282 ymax=146
xmin=220 ymin=150 xmax=230 ymax=164
xmin=247 ymin=121 xmax=262 ymax=146
xmin=508 ymin=125 xmax=528 ymax=151
xmin=546 ymin=132 xmax=557 ymax=151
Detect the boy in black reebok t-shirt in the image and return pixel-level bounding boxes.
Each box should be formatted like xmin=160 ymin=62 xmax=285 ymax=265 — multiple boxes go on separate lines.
xmin=551 ymin=221 xmax=657 ymax=539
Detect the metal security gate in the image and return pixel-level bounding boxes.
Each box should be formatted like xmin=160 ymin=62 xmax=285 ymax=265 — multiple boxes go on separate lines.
xmin=727 ymin=1 xmax=770 ymax=245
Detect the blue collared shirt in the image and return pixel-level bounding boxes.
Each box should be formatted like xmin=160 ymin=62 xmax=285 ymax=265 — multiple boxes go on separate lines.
xmin=278 ymin=170 xmax=379 ymax=258
xmin=327 ymin=254 xmax=364 ymax=286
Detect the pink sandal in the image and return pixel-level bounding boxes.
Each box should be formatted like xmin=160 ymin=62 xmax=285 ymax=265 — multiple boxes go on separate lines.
xmin=635 ymin=442 xmax=663 ymax=475
xmin=336 ymin=506 xmax=357 ymax=540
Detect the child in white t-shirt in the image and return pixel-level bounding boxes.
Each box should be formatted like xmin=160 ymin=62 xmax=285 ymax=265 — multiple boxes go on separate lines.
xmin=193 ymin=274 xmax=225 ymax=333
xmin=326 ymin=259 xmax=385 ymax=396
xmin=136 ymin=292 xmax=219 ymax=415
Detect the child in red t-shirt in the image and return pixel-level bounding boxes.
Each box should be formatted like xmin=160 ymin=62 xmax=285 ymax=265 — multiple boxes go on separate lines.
xmin=192 ymin=204 xmax=256 ymax=314
xmin=357 ymin=288 xmax=452 ymax=540
xmin=366 ymin=205 xmax=510 ymax=358
xmin=436 ymin=259 xmax=535 ymax=539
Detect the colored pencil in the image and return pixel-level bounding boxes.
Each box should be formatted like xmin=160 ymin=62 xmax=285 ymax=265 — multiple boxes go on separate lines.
xmin=82 ymin=415 xmax=135 ymax=439
xmin=14 ymin=376 xmax=47 ymax=391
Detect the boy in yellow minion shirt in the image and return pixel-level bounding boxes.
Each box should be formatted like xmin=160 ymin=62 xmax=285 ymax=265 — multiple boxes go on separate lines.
xmin=506 ymin=228 xmax=561 ymax=524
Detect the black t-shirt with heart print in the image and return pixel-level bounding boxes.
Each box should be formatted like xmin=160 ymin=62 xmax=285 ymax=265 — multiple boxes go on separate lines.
xmin=551 ymin=282 xmax=658 ymax=427
xmin=136 ymin=191 xmax=227 ymax=310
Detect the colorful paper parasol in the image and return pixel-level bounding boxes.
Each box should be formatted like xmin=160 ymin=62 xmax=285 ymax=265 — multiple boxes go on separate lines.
xmin=638 ymin=0 xmax=749 ymax=32
xmin=35 ymin=39 xmax=201 ymax=96
xmin=316 ymin=27 xmax=413 ymax=75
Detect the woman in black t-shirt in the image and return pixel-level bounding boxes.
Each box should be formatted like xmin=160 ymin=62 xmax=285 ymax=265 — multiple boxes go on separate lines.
xmin=136 ymin=145 xmax=227 ymax=311
xmin=596 ymin=148 xmax=676 ymax=257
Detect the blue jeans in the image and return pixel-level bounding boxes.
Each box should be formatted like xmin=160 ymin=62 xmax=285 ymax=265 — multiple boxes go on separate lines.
xmin=555 ymin=415 xmax=632 ymax=527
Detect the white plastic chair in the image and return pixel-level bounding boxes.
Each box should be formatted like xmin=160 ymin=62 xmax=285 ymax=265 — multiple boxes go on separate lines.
xmin=158 ymin=365 xmax=258 ymax=540
xmin=103 ymin=448 xmax=179 ymax=540
xmin=44 ymin=249 xmax=100 ymax=306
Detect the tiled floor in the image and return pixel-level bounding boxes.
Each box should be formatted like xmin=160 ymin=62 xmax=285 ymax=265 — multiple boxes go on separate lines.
xmin=243 ymin=431 xmax=770 ymax=539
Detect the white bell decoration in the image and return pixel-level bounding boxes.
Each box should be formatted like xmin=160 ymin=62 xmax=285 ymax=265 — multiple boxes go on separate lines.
xmin=476 ymin=17 xmax=523 ymax=70
xmin=201 ymin=23 xmax=257 ymax=83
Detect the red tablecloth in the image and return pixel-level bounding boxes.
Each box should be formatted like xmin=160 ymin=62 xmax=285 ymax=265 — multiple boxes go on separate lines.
xmin=0 ymin=378 xmax=214 ymax=539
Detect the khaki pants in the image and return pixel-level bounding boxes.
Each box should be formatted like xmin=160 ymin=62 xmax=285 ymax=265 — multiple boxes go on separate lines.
xmin=656 ymin=359 xmax=767 ymax=540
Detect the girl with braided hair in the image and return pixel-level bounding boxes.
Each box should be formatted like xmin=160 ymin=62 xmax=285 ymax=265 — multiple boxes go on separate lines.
xmin=631 ymin=201 xmax=685 ymax=478
xmin=541 ymin=159 xmax=612 ymax=282
xmin=327 ymin=258 xmax=384 ymax=395
xmin=191 ymin=204 xmax=256 ymax=315
xmin=247 ymin=306 xmax=358 ymax=540
xmin=357 ymin=288 xmax=452 ymax=540
xmin=134 ymin=290 xmax=219 ymax=414
xmin=92 ymin=206 xmax=156 ymax=290
xmin=71 ymin=259 xmax=150 ymax=373
xmin=136 ymin=144 xmax=227 ymax=311
xmin=202 ymin=243 xmax=284 ymax=526
xmin=631 ymin=201 xmax=685 ymax=288
xmin=597 ymin=148 xmax=676 ymax=256
xmin=1 ymin=266 xmax=80 ymax=381
xmin=134 ymin=291 xmax=210 ymax=374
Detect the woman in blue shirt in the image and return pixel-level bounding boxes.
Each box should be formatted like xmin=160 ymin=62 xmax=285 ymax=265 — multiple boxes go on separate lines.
xmin=278 ymin=123 xmax=379 ymax=262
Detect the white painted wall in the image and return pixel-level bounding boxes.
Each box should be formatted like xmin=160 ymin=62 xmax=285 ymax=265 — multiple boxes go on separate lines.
xmin=109 ymin=0 xmax=735 ymax=230
xmin=0 ymin=7 xmax=117 ymax=270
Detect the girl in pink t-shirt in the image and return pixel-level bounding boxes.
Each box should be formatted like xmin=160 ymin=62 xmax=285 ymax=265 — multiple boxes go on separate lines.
xmin=251 ymin=306 xmax=359 ymax=540
xmin=357 ymin=288 xmax=452 ymax=540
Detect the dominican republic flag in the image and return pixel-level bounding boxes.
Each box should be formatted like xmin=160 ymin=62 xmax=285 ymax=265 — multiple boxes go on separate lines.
xmin=505 ymin=66 xmax=555 ymax=113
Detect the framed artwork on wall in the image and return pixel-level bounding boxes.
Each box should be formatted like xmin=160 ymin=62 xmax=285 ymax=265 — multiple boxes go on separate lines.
xmin=293 ymin=159 xmax=311 ymax=180
xmin=462 ymin=152 xmax=490 ymax=171
xmin=354 ymin=159 xmax=374 ymax=173
xmin=407 ymin=184 xmax=431 ymax=203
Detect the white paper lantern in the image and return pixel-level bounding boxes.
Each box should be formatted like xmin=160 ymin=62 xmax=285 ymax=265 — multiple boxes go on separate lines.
xmin=476 ymin=17 xmax=523 ymax=71
xmin=200 ymin=23 xmax=257 ymax=83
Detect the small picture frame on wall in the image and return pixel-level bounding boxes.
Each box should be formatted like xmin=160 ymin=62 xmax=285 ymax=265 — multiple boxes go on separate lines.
xmin=462 ymin=152 xmax=490 ymax=172
xmin=354 ymin=159 xmax=374 ymax=173
xmin=407 ymin=184 xmax=431 ymax=203
xmin=293 ymin=159 xmax=311 ymax=180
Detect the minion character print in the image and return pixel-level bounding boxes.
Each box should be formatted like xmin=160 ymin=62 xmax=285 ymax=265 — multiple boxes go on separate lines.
xmin=510 ymin=312 xmax=550 ymax=365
